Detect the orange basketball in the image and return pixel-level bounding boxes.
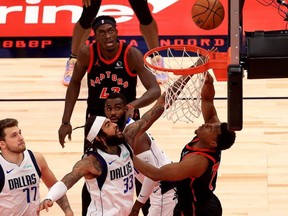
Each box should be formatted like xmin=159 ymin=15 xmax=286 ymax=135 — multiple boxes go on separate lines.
xmin=192 ymin=0 xmax=225 ymax=30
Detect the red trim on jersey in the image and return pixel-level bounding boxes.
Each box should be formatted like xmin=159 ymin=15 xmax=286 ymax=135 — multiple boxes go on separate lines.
xmin=182 ymin=137 xmax=217 ymax=165
xmin=182 ymin=152 xmax=216 ymax=164
xmin=97 ymin=41 xmax=123 ymax=64
xmin=189 ymin=177 xmax=196 ymax=216
xmin=124 ymin=44 xmax=137 ymax=77
xmin=185 ymin=144 xmax=217 ymax=153
xmin=87 ymin=43 xmax=95 ymax=74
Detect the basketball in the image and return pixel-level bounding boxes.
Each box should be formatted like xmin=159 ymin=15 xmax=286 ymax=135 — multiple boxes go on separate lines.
xmin=192 ymin=0 xmax=225 ymax=30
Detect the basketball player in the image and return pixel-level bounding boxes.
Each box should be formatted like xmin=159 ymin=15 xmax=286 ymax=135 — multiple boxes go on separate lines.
xmin=63 ymin=0 xmax=168 ymax=86
xmin=125 ymin=72 xmax=236 ymax=216
xmin=0 ymin=118 xmax=73 ymax=216
xmin=39 ymin=72 xmax=208 ymax=215
xmin=58 ymin=15 xmax=160 ymax=215
xmin=38 ymin=115 xmax=135 ymax=215
xmin=104 ymin=93 xmax=177 ymax=215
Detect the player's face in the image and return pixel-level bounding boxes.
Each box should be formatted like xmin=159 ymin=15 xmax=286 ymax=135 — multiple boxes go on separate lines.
xmin=195 ymin=122 xmax=221 ymax=145
xmin=94 ymin=24 xmax=118 ymax=51
xmin=104 ymin=98 xmax=126 ymax=128
xmin=1 ymin=126 xmax=26 ymax=153
xmin=101 ymin=119 xmax=125 ymax=146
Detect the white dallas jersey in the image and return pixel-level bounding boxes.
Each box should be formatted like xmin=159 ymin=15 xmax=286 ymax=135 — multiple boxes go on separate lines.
xmin=126 ymin=118 xmax=177 ymax=210
xmin=126 ymin=118 xmax=171 ymax=176
xmin=85 ymin=144 xmax=134 ymax=216
xmin=0 ymin=149 xmax=41 ymax=216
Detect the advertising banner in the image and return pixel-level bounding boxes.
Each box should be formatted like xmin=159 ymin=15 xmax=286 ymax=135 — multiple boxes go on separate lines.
xmin=0 ymin=0 xmax=287 ymax=57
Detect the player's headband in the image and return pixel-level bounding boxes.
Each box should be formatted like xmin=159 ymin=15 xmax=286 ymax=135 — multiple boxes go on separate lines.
xmin=92 ymin=18 xmax=116 ymax=31
xmin=86 ymin=116 xmax=106 ymax=142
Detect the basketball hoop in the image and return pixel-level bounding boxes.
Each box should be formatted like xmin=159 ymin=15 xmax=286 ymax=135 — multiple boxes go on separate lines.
xmin=144 ymin=45 xmax=229 ymax=123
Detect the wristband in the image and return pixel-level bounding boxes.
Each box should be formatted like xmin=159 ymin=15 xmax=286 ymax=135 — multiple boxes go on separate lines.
xmin=126 ymin=104 xmax=134 ymax=109
xmin=45 ymin=181 xmax=68 ymax=202
xmin=62 ymin=122 xmax=71 ymax=125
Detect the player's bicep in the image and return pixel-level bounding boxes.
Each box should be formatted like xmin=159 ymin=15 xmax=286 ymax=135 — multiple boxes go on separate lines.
xmin=60 ymin=158 xmax=92 ymax=189
xmin=128 ymin=47 xmax=157 ymax=89
xmin=34 ymin=152 xmax=58 ymax=188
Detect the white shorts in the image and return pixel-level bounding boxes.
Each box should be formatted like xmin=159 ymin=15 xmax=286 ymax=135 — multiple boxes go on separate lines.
xmin=147 ymin=187 xmax=177 ymax=216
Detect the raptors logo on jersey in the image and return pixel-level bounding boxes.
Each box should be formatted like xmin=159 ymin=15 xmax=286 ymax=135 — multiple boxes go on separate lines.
xmin=86 ymin=41 xmax=138 ymax=117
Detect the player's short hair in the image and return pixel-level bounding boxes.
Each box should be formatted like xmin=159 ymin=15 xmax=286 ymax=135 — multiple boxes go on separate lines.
xmin=216 ymin=122 xmax=236 ymax=150
xmin=92 ymin=15 xmax=117 ymax=32
xmin=0 ymin=118 xmax=18 ymax=141
xmin=106 ymin=93 xmax=127 ymax=105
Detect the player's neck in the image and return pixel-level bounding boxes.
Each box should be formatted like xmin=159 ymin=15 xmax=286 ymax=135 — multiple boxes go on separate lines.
xmin=2 ymin=151 xmax=24 ymax=166
xmin=106 ymin=146 xmax=120 ymax=156
xmin=100 ymin=43 xmax=119 ymax=60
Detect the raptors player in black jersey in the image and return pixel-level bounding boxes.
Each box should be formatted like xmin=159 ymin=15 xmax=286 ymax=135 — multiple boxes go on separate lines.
xmin=126 ymin=72 xmax=236 ymax=216
xmin=58 ymin=15 xmax=160 ymax=215
xmin=63 ymin=0 xmax=167 ymax=86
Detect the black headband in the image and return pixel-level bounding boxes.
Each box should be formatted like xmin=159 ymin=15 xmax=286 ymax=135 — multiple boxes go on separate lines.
xmin=92 ymin=19 xmax=116 ymax=31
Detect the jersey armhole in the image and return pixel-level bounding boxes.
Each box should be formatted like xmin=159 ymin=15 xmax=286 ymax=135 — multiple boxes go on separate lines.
xmin=0 ymin=165 xmax=4 ymax=193
xmin=124 ymin=44 xmax=137 ymax=77
xmin=123 ymin=143 xmax=133 ymax=159
xmin=28 ymin=149 xmax=42 ymax=178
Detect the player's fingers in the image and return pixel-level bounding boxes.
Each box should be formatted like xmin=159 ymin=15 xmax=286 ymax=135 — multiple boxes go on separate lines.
xmin=82 ymin=0 xmax=91 ymax=7
xmin=58 ymin=129 xmax=66 ymax=148
xmin=45 ymin=204 xmax=50 ymax=212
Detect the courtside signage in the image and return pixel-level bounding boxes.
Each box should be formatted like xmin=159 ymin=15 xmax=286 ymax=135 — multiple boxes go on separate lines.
xmin=0 ymin=0 xmax=286 ymax=57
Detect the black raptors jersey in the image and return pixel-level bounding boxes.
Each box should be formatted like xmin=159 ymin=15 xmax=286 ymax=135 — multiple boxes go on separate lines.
xmin=174 ymin=136 xmax=221 ymax=216
xmin=86 ymin=41 xmax=138 ymax=116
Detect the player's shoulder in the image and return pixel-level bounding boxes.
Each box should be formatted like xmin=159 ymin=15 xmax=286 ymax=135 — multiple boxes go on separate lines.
xmin=31 ymin=151 xmax=46 ymax=165
xmin=127 ymin=44 xmax=142 ymax=57
xmin=83 ymin=151 xmax=103 ymax=165
xmin=31 ymin=151 xmax=43 ymax=158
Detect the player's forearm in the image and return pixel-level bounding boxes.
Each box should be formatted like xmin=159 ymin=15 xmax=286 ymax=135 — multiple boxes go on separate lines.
xmin=136 ymin=150 xmax=158 ymax=204
xmin=56 ymin=194 xmax=73 ymax=214
xmin=130 ymin=200 xmax=144 ymax=215
xmin=62 ymin=82 xmax=81 ymax=122
xmin=137 ymin=177 xmax=156 ymax=204
xmin=133 ymin=156 xmax=160 ymax=181
xmin=201 ymin=73 xmax=215 ymax=101
xmin=138 ymin=98 xmax=165 ymax=133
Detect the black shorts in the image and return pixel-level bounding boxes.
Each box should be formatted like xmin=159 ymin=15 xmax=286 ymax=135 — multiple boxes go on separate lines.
xmin=196 ymin=193 xmax=222 ymax=216
xmin=173 ymin=193 xmax=222 ymax=216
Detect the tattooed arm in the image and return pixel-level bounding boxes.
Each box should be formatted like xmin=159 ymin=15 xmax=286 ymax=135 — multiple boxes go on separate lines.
xmin=37 ymin=155 xmax=102 ymax=213
xmin=124 ymin=94 xmax=165 ymax=146
xmin=124 ymin=76 xmax=191 ymax=146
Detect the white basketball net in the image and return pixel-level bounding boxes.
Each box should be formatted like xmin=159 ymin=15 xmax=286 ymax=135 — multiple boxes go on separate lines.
xmin=145 ymin=48 xmax=209 ymax=123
